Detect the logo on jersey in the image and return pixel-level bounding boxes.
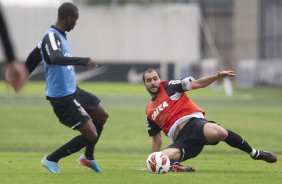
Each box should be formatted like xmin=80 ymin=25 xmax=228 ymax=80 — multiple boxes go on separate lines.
xmin=64 ymin=53 xmax=73 ymax=57
xmin=168 ymin=80 xmax=181 ymax=85
xmin=152 ymin=101 xmax=169 ymax=120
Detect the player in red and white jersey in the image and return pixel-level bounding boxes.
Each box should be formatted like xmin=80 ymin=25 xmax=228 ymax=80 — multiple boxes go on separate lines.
xmin=143 ymin=68 xmax=278 ymax=172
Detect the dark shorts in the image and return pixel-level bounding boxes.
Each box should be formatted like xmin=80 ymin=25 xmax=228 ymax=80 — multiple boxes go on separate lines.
xmin=48 ymin=87 xmax=101 ymax=130
xmin=167 ymin=118 xmax=219 ymax=162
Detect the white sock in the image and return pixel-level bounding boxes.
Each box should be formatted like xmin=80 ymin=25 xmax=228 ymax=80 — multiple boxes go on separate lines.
xmin=249 ymin=149 xmax=257 ymax=156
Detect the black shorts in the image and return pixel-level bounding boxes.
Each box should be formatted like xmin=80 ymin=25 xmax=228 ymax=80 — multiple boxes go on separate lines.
xmin=48 ymin=87 xmax=101 ymax=130
xmin=167 ymin=118 xmax=219 ymax=162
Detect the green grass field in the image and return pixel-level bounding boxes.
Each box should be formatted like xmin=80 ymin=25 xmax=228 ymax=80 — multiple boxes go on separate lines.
xmin=0 ymin=81 xmax=281 ymax=184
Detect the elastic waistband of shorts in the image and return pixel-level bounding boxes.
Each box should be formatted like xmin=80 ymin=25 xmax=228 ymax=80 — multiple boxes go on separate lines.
xmin=46 ymin=92 xmax=76 ymax=101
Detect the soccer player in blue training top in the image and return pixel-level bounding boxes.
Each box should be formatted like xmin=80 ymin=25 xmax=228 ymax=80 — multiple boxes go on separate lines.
xmin=0 ymin=5 xmax=28 ymax=92
xmin=143 ymin=68 xmax=278 ymax=172
xmin=24 ymin=2 xmax=108 ymax=173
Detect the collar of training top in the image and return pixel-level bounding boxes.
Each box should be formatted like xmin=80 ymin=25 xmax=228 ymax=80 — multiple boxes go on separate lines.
xmin=50 ymin=25 xmax=66 ymax=37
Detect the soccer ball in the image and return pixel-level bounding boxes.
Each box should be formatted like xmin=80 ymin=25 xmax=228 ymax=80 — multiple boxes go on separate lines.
xmin=146 ymin=152 xmax=170 ymax=174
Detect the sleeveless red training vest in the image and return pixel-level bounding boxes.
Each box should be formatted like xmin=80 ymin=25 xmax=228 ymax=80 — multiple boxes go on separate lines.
xmin=146 ymin=82 xmax=205 ymax=135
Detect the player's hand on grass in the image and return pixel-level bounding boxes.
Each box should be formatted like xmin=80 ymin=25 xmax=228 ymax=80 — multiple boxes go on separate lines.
xmin=216 ymin=71 xmax=236 ymax=79
xmin=86 ymin=58 xmax=98 ymax=70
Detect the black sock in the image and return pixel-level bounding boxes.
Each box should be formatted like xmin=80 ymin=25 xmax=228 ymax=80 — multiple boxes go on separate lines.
xmin=47 ymin=135 xmax=91 ymax=162
xmin=224 ymin=130 xmax=253 ymax=154
xmin=84 ymin=122 xmax=104 ymax=160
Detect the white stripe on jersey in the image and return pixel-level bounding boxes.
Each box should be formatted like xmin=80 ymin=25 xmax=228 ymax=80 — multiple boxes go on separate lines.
xmin=170 ymin=92 xmax=182 ymax=100
xmin=37 ymin=41 xmax=42 ymax=49
xmin=182 ymin=76 xmax=195 ymax=91
xmin=48 ymin=32 xmax=58 ymax=50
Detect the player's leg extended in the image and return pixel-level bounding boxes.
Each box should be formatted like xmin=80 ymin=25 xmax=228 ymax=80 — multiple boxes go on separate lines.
xmin=79 ymin=104 xmax=108 ymax=172
xmin=42 ymin=120 xmax=96 ymax=173
xmin=224 ymin=129 xmax=278 ymax=163
xmin=46 ymin=120 xmax=97 ymax=162
xmin=84 ymin=104 xmax=108 ymax=160
xmin=42 ymin=97 xmax=97 ymax=173
xmin=75 ymin=89 xmax=108 ymax=159
xmin=204 ymin=122 xmax=278 ymax=163
xmin=203 ymin=123 xmax=254 ymax=154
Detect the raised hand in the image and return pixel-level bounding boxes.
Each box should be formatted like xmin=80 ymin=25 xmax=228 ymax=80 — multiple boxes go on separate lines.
xmin=216 ymin=71 xmax=236 ymax=79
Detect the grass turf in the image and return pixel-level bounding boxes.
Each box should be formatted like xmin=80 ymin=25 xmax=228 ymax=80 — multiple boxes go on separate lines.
xmin=0 ymin=82 xmax=281 ymax=184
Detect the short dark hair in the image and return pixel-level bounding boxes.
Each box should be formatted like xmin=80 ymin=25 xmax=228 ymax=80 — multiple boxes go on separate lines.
xmin=58 ymin=2 xmax=78 ymax=20
xmin=142 ymin=68 xmax=161 ymax=82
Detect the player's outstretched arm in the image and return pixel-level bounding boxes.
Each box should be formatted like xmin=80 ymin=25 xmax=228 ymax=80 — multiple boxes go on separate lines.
xmin=190 ymin=70 xmax=236 ymax=90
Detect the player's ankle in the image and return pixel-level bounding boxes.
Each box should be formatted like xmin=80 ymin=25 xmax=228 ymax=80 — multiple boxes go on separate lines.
xmin=249 ymin=149 xmax=257 ymax=157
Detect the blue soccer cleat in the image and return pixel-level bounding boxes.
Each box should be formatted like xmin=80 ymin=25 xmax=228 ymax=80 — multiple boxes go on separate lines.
xmin=78 ymin=154 xmax=102 ymax=173
xmin=41 ymin=156 xmax=60 ymax=173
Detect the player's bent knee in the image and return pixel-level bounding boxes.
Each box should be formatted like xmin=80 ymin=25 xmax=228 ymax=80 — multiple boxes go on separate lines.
xmin=204 ymin=123 xmax=228 ymax=142
xmin=101 ymin=112 xmax=109 ymax=124
xmin=84 ymin=130 xmax=98 ymax=143
xmin=213 ymin=127 xmax=228 ymax=141
xmin=92 ymin=111 xmax=109 ymax=125
xmin=79 ymin=121 xmax=99 ymax=143
xmin=89 ymin=133 xmax=98 ymax=143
